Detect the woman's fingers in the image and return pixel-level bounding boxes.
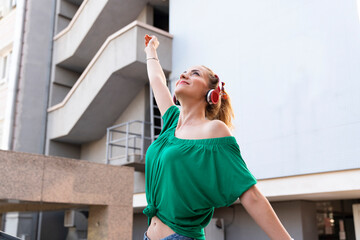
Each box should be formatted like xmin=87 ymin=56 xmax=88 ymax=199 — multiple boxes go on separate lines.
xmin=145 ymin=34 xmax=152 ymax=46
xmin=144 ymin=34 xmax=159 ymax=49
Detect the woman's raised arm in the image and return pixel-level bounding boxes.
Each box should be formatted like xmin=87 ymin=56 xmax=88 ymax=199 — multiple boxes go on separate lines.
xmin=144 ymin=35 xmax=174 ymax=116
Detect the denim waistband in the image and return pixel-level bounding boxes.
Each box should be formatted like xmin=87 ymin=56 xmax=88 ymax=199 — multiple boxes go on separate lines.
xmin=144 ymin=231 xmax=194 ymax=240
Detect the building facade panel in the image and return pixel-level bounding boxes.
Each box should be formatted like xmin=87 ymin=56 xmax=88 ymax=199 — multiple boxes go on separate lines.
xmin=169 ymin=0 xmax=360 ymax=179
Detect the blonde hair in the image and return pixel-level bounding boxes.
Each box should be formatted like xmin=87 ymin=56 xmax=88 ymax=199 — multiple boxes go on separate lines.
xmin=202 ymin=65 xmax=235 ymax=129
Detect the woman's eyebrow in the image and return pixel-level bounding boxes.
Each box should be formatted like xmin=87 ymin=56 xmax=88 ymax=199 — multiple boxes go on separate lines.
xmin=183 ymin=69 xmax=200 ymax=73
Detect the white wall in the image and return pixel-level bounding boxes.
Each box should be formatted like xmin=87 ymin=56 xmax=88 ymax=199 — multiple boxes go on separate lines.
xmin=169 ymin=0 xmax=360 ymax=179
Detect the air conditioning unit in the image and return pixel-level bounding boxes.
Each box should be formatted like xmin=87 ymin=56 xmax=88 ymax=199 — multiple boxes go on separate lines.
xmin=64 ymin=210 xmax=75 ymax=227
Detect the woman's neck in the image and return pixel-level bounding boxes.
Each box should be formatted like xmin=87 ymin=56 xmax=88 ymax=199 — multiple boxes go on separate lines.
xmin=177 ymin=102 xmax=207 ymax=129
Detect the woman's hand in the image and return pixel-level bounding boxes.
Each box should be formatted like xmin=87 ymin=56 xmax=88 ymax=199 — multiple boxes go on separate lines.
xmin=144 ymin=35 xmax=159 ymax=55
xmin=143 ymin=34 xmax=173 ymax=116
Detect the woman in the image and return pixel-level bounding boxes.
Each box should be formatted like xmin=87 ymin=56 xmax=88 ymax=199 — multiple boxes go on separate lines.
xmin=143 ymin=35 xmax=294 ymax=240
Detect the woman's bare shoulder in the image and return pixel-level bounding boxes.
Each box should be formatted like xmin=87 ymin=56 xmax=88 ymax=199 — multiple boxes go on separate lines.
xmin=204 ymin=120 xmax=233 ymax=138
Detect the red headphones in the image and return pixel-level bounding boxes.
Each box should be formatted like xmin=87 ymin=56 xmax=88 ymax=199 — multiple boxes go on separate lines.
xmin=173 ymin=80 xmax=222 ymax=106
xmin=205 ymin=85 xmax=221 ymax=105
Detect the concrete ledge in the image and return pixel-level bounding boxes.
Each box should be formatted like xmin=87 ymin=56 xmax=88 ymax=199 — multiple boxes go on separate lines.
xmin=0 ymin=150 xmax=133 ymax=206
xmin=133 ymin=169 xmax=360 ymax=210
xmin=257 ymin=168 xmax=360 ymax=201
xmin=42 ymin=156 xmax=134 ymax=206
xmin=0 ymin=150 xmax=134 ymax=240
xmin=0 ymin=202 xmax=85 ymax=213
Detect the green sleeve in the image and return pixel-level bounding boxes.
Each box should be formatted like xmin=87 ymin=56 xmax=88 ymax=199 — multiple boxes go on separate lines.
xmin=159 ymin=105 xmax=179 ymax=136
xmin=210 ymin=142 xmax=257 ymax=207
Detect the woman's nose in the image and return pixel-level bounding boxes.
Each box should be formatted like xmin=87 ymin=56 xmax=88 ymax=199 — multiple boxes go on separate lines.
xmin=180 ymin=73 xmax=188 ymax=79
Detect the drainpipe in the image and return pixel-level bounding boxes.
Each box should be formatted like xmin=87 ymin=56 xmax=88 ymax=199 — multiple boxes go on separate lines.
xmin=2 ymin=0 xmax=26 ymax=151
xmin=41 ymin=0 xmax=57 ymax=156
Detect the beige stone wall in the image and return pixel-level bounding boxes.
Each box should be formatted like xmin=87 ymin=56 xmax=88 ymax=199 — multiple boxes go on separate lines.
xmin=0 ymin=150 xmax=134 ymax=240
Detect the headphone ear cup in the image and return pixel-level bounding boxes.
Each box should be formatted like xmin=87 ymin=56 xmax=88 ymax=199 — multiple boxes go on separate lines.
xmin=211 ymin=91 xmax=220 ymax=104
xmin=206 ymin=89 xmax=220 ymax=105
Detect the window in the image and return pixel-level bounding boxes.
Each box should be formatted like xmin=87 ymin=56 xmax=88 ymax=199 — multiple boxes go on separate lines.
xmin=0 ymin=6 xmax=4 ymax=19
xmin=153 ymin=7 xmax=169 ymax=32
xmin=11 ymin=0 xmax=16 ymax=8
xmin=0 ymin=0 xmax=15 ymax=17
xmin=1 ymin=55 xmax=8 ymax=79
xmin=0 ymin=119 xmax=3 ymax=148
xmin=0 ymin=51 xmax=12 ymax=84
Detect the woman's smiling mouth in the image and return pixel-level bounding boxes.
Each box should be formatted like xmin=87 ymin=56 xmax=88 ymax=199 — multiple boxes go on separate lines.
xmin=179 ymin=80 xmax=189 ymax=85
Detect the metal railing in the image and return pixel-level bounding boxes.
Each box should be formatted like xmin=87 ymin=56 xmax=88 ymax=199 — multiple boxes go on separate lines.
xmin=106 ymin=120 xmax=153 ymax=165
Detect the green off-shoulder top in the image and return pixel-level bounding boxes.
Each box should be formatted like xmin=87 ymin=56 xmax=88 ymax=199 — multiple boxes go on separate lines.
xmin=143 ymin=105 xmax=257 ymax=239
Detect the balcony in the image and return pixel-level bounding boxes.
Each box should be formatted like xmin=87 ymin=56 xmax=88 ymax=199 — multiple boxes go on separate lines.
xmin=106 ymin=120 xmax=153 ymax=172
xmin=47 ymin=21 xmax=173 ymax=144
xmin=53 ymin=0 xmax=148 ymax=72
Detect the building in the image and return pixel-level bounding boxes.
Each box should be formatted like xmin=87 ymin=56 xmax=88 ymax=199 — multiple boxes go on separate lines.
xmin=0 ymin=0 xmax=360 ymax=239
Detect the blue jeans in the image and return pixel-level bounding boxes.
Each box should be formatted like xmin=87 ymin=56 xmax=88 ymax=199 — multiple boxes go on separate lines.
xmin=144 ymin=231 xmax=194 ymax=240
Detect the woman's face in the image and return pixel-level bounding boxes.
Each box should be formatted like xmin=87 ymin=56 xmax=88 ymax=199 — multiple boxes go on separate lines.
xmin=174 ymin=66 xmax=209 ymax=102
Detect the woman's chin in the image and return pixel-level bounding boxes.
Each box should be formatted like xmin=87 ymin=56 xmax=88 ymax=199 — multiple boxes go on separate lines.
xmin=174 ymin=87 xmax=185 ymax=96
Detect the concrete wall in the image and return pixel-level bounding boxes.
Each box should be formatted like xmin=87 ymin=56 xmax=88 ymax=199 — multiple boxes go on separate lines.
xmin=211 ymin=201 xmax=317 ymax=240
xmin=81 ymin=85 xmax=148 ymax=193
xmin=55 ymin=0 xmax=79 ymax=34
xmin=12 ymin=0 xmax=56 ymax=154
xmin=49 ymin=66 xmax=80 ymax=106
xmin=81 ymin=85 xmax=147 ymax=163
xmin=169 ymin=0 xmax=360 ymax=179
xmin=47 ymin=140 xmax=81 ymax=159
xmin=133 ymin=212 xmax=149 ymax=240
xmin=137 ymin=5 xmax=154 ymax=25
